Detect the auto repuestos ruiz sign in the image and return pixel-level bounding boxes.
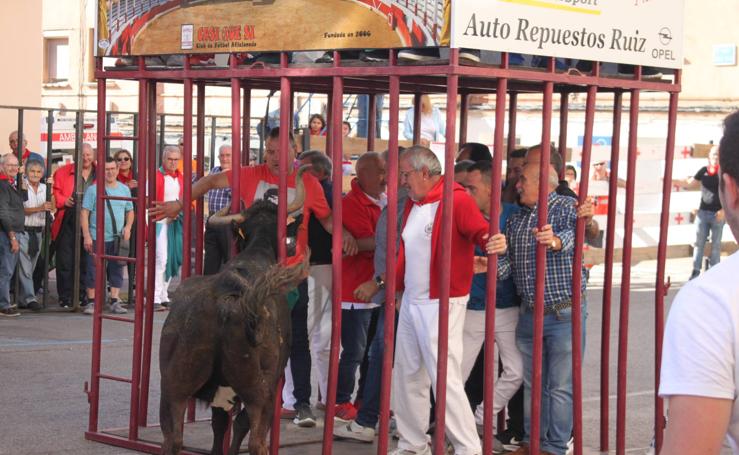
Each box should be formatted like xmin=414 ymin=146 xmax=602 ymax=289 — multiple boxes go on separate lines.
xmin=451 ymin=0 xmax=684 ymax=69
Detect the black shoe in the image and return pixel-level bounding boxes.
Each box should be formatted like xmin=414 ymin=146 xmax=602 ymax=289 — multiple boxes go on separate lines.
xmin=315 ymin=52 xmax=334 ymax=64
xmin=359 ymin=49 xmax=388 ymax=62
xmin=496 ymin=428 xmax=523 ymax=447
xmin=617 ymin=64 xmax=663 ymax=79
xmin=59 ymin=301 xmax=71 ymax=309
xmin=0 ymin=307 xmax=20 ymax=317
xmin=27 ymin=300 xmax=42 ymax=312
xmin=575 ymin=60 xmax=594 ymax=73
xmin=293 ymin=403 xmax=316 ymax=428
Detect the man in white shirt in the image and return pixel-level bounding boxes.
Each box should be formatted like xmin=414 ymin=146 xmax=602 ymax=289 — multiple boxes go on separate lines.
xmin=660 ymin=110 xmax=739 ymax=454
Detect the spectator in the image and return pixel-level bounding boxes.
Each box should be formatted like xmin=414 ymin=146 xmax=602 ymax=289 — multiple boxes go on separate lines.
xmin=80 ymin=157 xmax=134 ymax=315
xmin=672 ymin=146 xmax=725 ymax=279
xmin=342 ymin=121 xmax=352 ymax=138
xmin=456 ymin=143 xmax=492 ymax=163
xmin=309 ymin=114 xmax=327 ymax=136
xmin=453 ymin=159 xmax=475 ymax=184
xmin=391 ymin=146 xmax=506 ymax=455
xmin=491 ymin=164 xmax=583 ymax=455
xmin=402 ymin=95 xmax=445 ymax=147
xmin=203 ymin=144 xmax=232 ymax=275
xmin=462 ymin=160 xmax=523 ymax=453
xmin=154 ymin=145 xmax=184 ymax=308
xmin=0 ymin=154 xmax=24 ymax=317
xmin=298 ymin=150 xmax=334 ymax=409
xmin=114 ymin=149 xmax=138 ymax=190
xmin=52 ymin=143 xmax=96 ymax=308
xmin=503 ymin=148 xmax=527 ymax=204
xmin=149 ymin=127 xmax=358 ymax=429
xmin=334 ymin=152 xmax=387 ymax=422
xmin=9 ymin=130 xmax=45 ymax=168
xmin=591 ymin=160 xmax=610 ymax=181
xmin=659 ymin=110 xmax=739 ymax=455
xmin=564 ymin=164 xmax=578 ymax=192
xmin=18 ymin=159 xmax=52 ymax=312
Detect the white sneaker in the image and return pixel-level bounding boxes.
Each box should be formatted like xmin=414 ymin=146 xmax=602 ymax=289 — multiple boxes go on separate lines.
xmin=83 ymin=304 xmax=95 ymax=315
xmin=388 ymin=444 xmax=431 ymax=455
xmin=334 ymin=420 xmax=375 ymax=443
xmin=108 ymin=301 xmax=128 ymax=314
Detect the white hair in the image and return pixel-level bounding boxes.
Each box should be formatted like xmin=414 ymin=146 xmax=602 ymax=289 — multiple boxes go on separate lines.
xmin=162 ymin=144 xmax=181 ymax=160
xmin=401 ymin=146 xmax=442 ymax=176
xmin=219 ymin=143 xmax=232 ymax=154
xmin=0 ymin=153 xmax=18 ymax=165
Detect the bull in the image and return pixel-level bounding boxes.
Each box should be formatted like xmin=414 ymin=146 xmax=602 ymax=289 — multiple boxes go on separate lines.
xmin=159 ymin=170 xmax=309 ymax=455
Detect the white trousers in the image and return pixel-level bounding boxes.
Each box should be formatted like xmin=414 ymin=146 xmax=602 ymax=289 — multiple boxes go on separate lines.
xmin=460 ymin=307 xmax=523 ymax=427
xmin=392 ymin=296 xmax=482 ymax=455
xmin=154 ymin=225 xmax=172 ymax=304
xmin=282 ymin=264 xmax=333 ymax=409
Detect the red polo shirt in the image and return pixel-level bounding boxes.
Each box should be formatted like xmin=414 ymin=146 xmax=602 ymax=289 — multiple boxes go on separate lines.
xmin=341 ymin=178 xmax=382 ymax=305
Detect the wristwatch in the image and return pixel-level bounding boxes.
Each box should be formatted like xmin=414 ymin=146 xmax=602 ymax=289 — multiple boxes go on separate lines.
xmin=374 ymin=275 xmax=385 ymax=290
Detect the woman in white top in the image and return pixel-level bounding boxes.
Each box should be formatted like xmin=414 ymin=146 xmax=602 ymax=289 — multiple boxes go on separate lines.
xmin=402 ymin=94 xmax=446 ymax=147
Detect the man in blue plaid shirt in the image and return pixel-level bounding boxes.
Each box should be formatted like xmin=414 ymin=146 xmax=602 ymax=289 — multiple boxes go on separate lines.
xmin=488 ymin=163 xmax=584 ymax=455
xmin=203 ymin=144 xmax=232 ymax=275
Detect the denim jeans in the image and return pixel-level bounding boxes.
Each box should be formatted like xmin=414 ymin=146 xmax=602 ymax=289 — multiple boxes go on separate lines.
xmin=0 ymin=232 xmax=19 ymax=309
xmin=337 ymin=307 xmax=374 ymax=404
xmin=692 ymin=209 xmax=725 ymax=272
xmin=516 ymin=305 xmax=576 ymax=455
xmin=17 ymin=231 xmax=41 ymax=304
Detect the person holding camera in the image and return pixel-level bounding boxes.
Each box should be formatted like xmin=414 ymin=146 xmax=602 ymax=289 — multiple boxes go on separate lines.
xmin=80 ymin=156 xmax=133 ymax=315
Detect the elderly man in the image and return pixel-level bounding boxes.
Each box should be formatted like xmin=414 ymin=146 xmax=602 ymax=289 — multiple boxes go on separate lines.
xmin=659 ymin=112 xmax=739 ymax=454
xmin=333 ymin=152 xmax=387 ymax=422
xmin=154 ymin=145 xmax=183 ymax=308
xmin=391 ymin=146 xmax=506 ymax=455
xmin=203 ymin=144 xmax=232 ymax=275
xmin=8 ymin=130 xmax=45 ymax=168
xmin=0 ymin=154 xmax=24 ymax=317
xmin=52 ymin=143 xmax=96 ymax=308
xmin=490 ymin=163 xmax=583 ymax=455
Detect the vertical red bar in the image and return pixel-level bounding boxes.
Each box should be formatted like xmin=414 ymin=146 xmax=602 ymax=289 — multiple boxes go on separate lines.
xmin=322 ymin=51 xmax=344 ymax=455
xmin=654 ymin=84 xmax=680 ymax=453
xmin=433 ymin=48 xmax=458 ymax=455
xmin=616 ymin=89 xmax=641 ymax=455
xmin=327 ymin=91 xmax=334 ymax=157
xmin=182 ymin=79 xmax=193 ymax=281
xmin=558 ymin=93 xmax=569 ymax=178
xmin=377 ymin=55 xmax=400 ymax=455
xmin=482 ymin=78 xmax=507 ymax=455
xmin=242 ymin=82 xmax=251 ymax=166
xmin=600 ymin=91 xmax=623 ymax=452
xmin=459 ymin=93 xmax=468 ymax=145
xmin=128 ymin=76 xmax=149 ymax=439
xmin=230 ymin=77 xmax=241 ymax=216
xmin=89 ymin=57 xmax=106 ymax=434
xmin=507 ymin=93 xmax=518 ymax=154
xmin=530 ymin=81 xmax=554 ymax=455
xmin=570 ymin=85 xmax=597 ymax=455
xmin=195 ymin=82 xmax=206 ymax=276
xmin=412 ymin=93 xmax=422 ymax=145
xmin=367 ymin=94 xmax=377 ymax=152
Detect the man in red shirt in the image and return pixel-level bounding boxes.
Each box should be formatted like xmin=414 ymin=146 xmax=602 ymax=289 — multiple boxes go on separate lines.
xmin=52 ymin=143 xmax=96 ymax=308
xmin=391 ymin=146 xmax=506 ymax=455
xmin=333 ymin=152 xmax=386 ymax=423
xmin=150 ymin=127 xmax=357 ymax=428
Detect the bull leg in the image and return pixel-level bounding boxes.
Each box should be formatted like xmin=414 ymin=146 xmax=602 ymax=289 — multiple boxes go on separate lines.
xmin=211 ymin=407 xmax=229 ymax=455
xmin=245 ymin=394 xmax=276 ymax=455
xmin=160 ymin=396 xmax=188 ymax=455
xmin=227 ymin=408 xmax=250 ymax=455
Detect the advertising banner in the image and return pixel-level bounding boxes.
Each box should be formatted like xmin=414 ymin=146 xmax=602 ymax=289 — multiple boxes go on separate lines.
xmin=451 ymin=0 xmax=684 ymax=69
xmin=96 ymin=0 xmax=446 ymax=56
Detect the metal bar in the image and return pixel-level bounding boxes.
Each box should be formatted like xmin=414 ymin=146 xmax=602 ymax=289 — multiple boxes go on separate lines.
xmin=654 ymin=86 xmax=680 ymax=453
xmin=377 ymin=51 xmax=400 ymax=455
xmin=99 ymin=254 xmax=136 ymax=264
xmin=412 ymin=93 xmax=422 ymax=144
xmin=72 ymin=111 xmax=84 ymax=312
xmin=558 ymin=93 xmax=569 ymax=177
xmin=322 ymin=50 xmax=344 ymax=455
xmin=433 ymin=47 xmax=459 ymax=455
xmin=482 ymin=79 xmax=506 ymax=455
xmin=210 ymin=116 xmax=217 ymax=168
xmin=530 ymin=81 xmax=554 ymax=455
xmin=99 ymin=373 xmax=133 ymax=384
xmin=459 ymin=93 xmax=468 ymax=145
xmin=102 ymin=195 xmax=137 ymax=202
xmin=600 ymin=91 xmax=623 ymax=452
xmin=195 ymin=82 xmax=206 ymax=276
xmin=367 ymin=94 xmax=377 ymax=151
xmin=570 ymin=84 xmax=597 ymax=455
xmin=127 ymin=112 xmax=139 ymax=307
xmin=616 ymin=89 xmax=641 ymax=455
xmin=326 ymin=91 xmax=333 ymax=156
xmin=158 ymin=114 xmax=165 ymax=166
xmin=105 ymin=112 xmax=113 ymax=157
xmin=104 ymin=135 xmax=139 ymax=140
xmin=101 ymin=314 xmax=135 ymax=324
xmin=182 ymin=78 xmax=193 ymax=282
xmin=85 ymin=431 xmax=201 ymax=455
xmin=242 ymin=83 xmax=251 ymax=166
xmin=507 ymin=93 xmax=518 ymax=153
xmin=42 ymin=110 xmax=53 ymax=309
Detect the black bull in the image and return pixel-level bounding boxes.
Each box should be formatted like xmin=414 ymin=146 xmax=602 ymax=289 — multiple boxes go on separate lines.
xmin=159 ymin=197 xmax=308 ymax=455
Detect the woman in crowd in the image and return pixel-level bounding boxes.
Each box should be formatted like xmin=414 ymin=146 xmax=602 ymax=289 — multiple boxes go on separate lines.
xmin=309 ymin=114 xmax=327 ymax=136
xmin=114 ymin=149 xmax=137 ymax=190
xmin=402 ymin=94 xmax=445 ymax=146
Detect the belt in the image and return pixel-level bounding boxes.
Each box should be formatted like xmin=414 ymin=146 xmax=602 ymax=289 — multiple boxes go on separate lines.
xmin=526 ymin=300 xmax=572 ymax=315
xmin=24 ymin=226 xmax=44 ymax=233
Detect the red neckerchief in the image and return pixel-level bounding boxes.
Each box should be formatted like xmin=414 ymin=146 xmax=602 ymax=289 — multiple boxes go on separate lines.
xmin=118 ymin=170 xmax=132 ymax=184
xmin=707 ymin=164 xmax=719 ymax=176
xmin=413 ymin=177 xmax=444 ymax=205
xmin=159 ymin=166 xmax=180 ymax=179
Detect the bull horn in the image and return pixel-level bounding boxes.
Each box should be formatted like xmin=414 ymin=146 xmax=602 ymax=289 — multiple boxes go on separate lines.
xmin=208 ymin=206 xmax=246 ymax=226
xmin=286 ymin=164 xmax=311 ymax=214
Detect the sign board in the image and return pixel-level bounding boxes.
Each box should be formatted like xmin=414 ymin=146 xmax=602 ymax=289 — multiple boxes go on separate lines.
xmin=712 ymin=44 xmax=737 ymax=66
xmin=39 ymin=113 xmax=124 ymax=151
xmin=451 ymin=0 xmax=684 ymax=69
xmin=96 ymin=0 xmax=444 ymax=56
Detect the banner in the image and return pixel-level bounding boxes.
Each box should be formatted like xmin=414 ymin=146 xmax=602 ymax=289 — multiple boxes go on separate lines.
xmin=451 ymin=0 xmax=684 ymax=69
xmin=96 ymin=0 xmax=446 ymax=56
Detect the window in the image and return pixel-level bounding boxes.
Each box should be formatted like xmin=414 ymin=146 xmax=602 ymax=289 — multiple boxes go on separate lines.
xmin=45 ymin=38 xmax=70 ymax=83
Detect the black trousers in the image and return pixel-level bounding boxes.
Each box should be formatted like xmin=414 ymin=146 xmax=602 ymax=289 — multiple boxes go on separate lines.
xmin=54 ymin=210 xmax=88 ymax=304
xmin=203 ymin=223 xmax=231 ymax=275
xmin=289 ymin=279 xmax=311 ymax=407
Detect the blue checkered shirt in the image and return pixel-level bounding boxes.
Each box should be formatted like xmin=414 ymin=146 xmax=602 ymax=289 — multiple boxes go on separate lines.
xmin=206 ymin=166 xmax=231 ymax=214
xmin=497 ymin=192 xmax=585 ymax=309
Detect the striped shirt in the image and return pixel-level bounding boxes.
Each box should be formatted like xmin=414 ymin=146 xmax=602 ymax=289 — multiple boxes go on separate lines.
xmin=206 ymin=166 xmax=231 ymax=215
xmin=24 ymin=181 xmax=48 ymax=227
xmin=498 ymin=191 xmax=585 ymax=308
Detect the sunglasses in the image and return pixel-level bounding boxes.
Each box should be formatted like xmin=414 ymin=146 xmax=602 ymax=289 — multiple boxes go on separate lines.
xmin=117 ymin=157 xmax=131 ymax=162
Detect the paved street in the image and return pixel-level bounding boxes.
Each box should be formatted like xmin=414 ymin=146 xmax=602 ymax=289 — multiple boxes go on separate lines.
xmin=0 ymin=257 xmax=697 ymax=454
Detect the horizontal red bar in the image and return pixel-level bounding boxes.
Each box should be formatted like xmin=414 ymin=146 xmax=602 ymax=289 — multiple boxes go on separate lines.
xmin=98 ymin=373 xmax=132 ymax=384
xmin=104 ymin=135 xmax=138 ymax=141
xmin=100 ymin=255 xmax=136 ymax=263
xmin=101 ymin=314 xmax=135 ymax=324
xmin=101 ymin=195 xmax=136 ymax=202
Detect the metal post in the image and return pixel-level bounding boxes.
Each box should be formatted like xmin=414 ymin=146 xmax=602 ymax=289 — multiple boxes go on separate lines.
xmin=209 ymin=116 xmax=217 ymax=168
xmin=433 ymin=47 xmax=459 ymax=455
xmin=558 ymin=92 xmax=569 ymax=177
xmin=72 ymin=111 xmax=84 ymax=312
xmin=367 ymin=94 xmax=377 ymax=151
xmin=507 ymin=93 xmax=518 ymax=154
xmin=600 ymin=91 xmax=623 ymax=453
xmin=158 ymin=114 xmax=166 ymax=165
xmin=412 ymin=93 xmax=422 ymax=145
xmin=195 ymin=83 xmax=206 ymax=276
xmin=183 ymin=74 xmax=195 ymax=424
xmin=616 ymin=89 xmax=641 ymax=455
xmin=459 ymin=93 xmax=468 ymax=145
xmin=127 ymin=112 xmax=139 ymax=304
xmin=654 ymin=83 xmax=681 ymax=453
xmin=242 ymin=83 xmax=251 ymax=165
xmin=42 ymin=110 xmax=54 ymax=309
